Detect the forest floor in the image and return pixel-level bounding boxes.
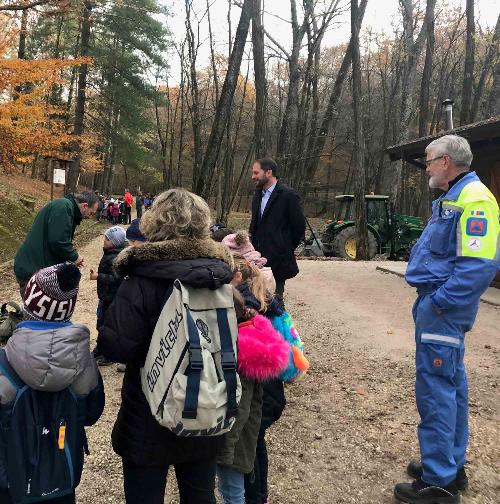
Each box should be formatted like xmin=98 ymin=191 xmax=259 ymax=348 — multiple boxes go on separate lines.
xmin=3 ymin=231 xmax=499 ymax=503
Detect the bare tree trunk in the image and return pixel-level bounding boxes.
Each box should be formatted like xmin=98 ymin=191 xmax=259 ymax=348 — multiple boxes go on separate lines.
xmin=177 ymin=84 xmax=187 ymax=186
xmin=66 ymin=0 xmax=93 ymax=193
xmin=303 ymin=0 xmax=368 ymax=185
xmin=471 ymin=14 xmax=500 ymax=121
xmin=351 ymin=0 xmax=369 ymax=260
xmin=12 ymin=8 xmax=28 ymax=100
xmin=429 ymin=14 xmax=464 ymax=133
xmin=17 ymin=8 xmax=27 ymax=59
xmin=196 ymin=0 xmax=252 ymax=198
xmin=185 ymin=0 xmax=203 ymax=191
xmin=251 ymin=0 xmax=267 ymax=158
xmin=489 ymin=45 xmax=500 ymax=116
xmin=460 ymin=0 xmax=475 ymax=125
xmin=66 ymin=18 xmax=81 ymax=113
xmin=155 ymin=79 xmax=170 ymax=189
xmin=417 ymin=0 xmax=436 ymax=219
xmin=229 ymin=143 xmax=254 ymax=211
xmin=219 ymin=63 xmax=250 ymax=223
xmin=391 ymin=0 xmax=436 ymax=207
xmin=168 ymin=84 xmax=181 ymax=189
xmin=207 ymin=0 xmax=220 ymax=105
xmin=176 ymin=42 xmax=187 ymax=187
xmin=276 ymin=0 xmax=308 ymax=174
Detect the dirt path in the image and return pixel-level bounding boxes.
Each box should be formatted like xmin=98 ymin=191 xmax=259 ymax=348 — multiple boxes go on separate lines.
xmin=5 ymin=235 xmax=500 ymax=503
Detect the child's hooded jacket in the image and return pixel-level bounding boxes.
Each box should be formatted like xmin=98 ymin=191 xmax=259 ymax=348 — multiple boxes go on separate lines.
xmin=0 ymin=320 xmax=105 ymax=489
xmin=217 ymin=314 xmax=288 ymax=474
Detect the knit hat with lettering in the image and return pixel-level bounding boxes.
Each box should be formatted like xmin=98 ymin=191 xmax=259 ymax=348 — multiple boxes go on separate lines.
xmin=23 ymin=263 xmax=81 ymax=322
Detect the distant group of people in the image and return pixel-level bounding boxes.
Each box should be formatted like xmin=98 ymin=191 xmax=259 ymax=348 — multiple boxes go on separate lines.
xmin=94 ymin=189 xmax=154 ymax=225
xmin=3 ymin=140 xmax=499 ymax=504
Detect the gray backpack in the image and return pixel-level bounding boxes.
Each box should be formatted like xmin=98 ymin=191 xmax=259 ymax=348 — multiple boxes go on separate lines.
xmin=0 ymin=302 xmax=22 ymax=344
xmin=141 ymin=280 xmax=241 ymax=437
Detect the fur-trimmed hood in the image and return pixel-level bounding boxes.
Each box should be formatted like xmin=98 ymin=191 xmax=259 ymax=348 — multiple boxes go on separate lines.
xmin=113 ymin=237 xmax=234 ymax=289
xmin=115 ymin=238 xmax=232 ymax=273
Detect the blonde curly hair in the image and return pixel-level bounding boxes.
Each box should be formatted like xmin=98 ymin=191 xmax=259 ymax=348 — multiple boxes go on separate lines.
xmin=140 ymin=188 xmax=211 ymax=242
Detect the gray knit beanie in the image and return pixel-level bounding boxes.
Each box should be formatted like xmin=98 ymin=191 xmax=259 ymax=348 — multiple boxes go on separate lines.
xmin=105 ymin=226 xmax=127 ymax=247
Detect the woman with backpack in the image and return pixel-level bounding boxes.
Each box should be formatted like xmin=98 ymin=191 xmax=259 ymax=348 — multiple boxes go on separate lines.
xmin=97 ymin=188 xmax=234 ymax=504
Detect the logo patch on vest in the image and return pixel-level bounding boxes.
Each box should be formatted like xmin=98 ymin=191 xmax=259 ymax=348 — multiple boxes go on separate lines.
xmin=466 ymin=217 xmax=487 ymax=236
xmin=442 ymin=208 xmax=455 ymax=219
xmin=467 ymin=238 xmax=482 ymax=250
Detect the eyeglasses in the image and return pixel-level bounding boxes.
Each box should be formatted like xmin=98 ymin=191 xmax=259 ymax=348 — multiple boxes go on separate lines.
xmin=424 ymin=155 xmax=445 ymax=166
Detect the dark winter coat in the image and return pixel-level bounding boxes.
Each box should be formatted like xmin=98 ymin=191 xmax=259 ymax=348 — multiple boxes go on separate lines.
xmin=96 ymin=243 xmax=127 ymax=329
xmin=236 ymin=282 xmax=287 ymax=431
xmin=14 ymin=195 xmax=82 ymax=281
xmin=249 ymin=182 xmax=306 ymax=281
xmin=97 ymin=238 xmax=234 ymax=466
xmin=96 ymin=244 xmax=127 ymax=309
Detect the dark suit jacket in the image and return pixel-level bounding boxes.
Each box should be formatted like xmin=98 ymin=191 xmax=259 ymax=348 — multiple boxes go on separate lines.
xmin=249 ymin=182 xmax=306 ymax=281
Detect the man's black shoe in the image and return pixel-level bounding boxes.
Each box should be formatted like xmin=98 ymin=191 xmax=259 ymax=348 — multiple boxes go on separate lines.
xmin=394 ymin=478 xmax=460 ymax=504
xmin=407 ymin=461 xmax=468 ymax=491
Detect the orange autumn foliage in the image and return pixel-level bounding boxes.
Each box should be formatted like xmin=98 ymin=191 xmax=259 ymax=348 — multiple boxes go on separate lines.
xmin=0 ymin=28 xmax=90 ymax=170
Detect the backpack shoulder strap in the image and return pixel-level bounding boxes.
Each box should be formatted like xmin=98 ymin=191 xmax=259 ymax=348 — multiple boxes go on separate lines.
xmin=216 ymin=307 xmax=238 ymax=418
xmin=0 ymin=348 xmax=24 ymax=391
xmin=182 ymin=306 xmax=204 ymax=420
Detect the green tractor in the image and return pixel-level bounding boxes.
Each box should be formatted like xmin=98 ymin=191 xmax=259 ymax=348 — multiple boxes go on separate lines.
xmin=320 ymin=194 xmax=424 ymax=260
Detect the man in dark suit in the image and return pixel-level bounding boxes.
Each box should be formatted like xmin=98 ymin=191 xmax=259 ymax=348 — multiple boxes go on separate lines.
xmin=249 ymin=157 xmax=306 ymax=306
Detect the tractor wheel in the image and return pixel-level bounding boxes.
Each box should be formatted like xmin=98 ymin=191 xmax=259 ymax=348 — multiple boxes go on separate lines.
xmin=332 ymin=226 xmax=378 ymax=260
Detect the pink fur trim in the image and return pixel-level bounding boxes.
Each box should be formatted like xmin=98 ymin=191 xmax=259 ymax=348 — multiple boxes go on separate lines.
xmin=237 ymin=314 xmax=289 ymax=382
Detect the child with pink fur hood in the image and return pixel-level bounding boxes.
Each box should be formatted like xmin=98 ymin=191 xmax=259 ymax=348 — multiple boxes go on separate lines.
xmin=222 ymin=231 xmax=276 ymax=293
xmin=216 ymin=289 xmax=288 ymax=504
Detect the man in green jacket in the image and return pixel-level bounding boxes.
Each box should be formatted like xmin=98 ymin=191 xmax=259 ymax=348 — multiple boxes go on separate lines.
xmin=14 ymin=191 xmax=99 ymax=297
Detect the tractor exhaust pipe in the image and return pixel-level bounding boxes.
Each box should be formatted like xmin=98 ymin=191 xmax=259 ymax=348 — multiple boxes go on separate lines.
xmin=442 ymin=98 xmax=454 ymax=131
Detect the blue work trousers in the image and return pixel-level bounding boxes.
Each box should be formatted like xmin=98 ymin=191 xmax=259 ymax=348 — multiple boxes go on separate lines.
xmin=412 ymin=294 xmax=477 ymax=486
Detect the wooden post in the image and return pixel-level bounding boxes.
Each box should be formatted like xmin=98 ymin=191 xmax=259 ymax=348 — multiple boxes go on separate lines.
xmin=50 ymin=159 xmax=54 ymax=200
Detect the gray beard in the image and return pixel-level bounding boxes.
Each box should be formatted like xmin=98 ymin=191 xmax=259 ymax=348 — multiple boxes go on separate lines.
xmin=428 ymin=176 xmax=442 ymax=190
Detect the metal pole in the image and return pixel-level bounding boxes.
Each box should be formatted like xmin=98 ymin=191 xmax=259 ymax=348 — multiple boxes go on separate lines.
xmin=305 ymin=216 xmax=323 ymax=251
xmin=50 ymin=159 xmax=54 ymax=200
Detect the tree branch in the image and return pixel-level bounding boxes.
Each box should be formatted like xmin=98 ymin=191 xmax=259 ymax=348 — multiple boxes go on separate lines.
xmin=0 ymin=0 xmax=47 ymax=10
xmin=263 ymin=28 xmax=291 ymax=60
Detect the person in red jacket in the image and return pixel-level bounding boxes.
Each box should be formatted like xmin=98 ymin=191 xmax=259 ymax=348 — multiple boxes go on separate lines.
xmin=124 ymin=189 xmax=134 ymax=224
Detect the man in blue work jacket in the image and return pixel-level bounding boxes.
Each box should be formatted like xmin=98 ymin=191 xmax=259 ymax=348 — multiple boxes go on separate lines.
xmin=394 ymin=135 xmax=500 ymax=504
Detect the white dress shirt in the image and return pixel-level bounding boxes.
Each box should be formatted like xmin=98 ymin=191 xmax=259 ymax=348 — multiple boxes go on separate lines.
xmin=260 ymin=182 xmax=277 ymax=217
